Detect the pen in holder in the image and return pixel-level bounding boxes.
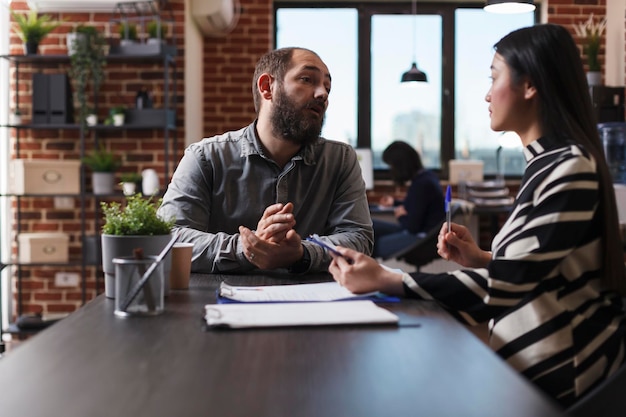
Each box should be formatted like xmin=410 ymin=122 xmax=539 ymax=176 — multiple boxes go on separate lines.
xmin=115 ymin=232 xmax=179 ymax=316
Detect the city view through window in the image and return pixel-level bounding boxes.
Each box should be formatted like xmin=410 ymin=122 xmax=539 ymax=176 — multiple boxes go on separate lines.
xmin=276 ymin=6 xmax=534 ymax=176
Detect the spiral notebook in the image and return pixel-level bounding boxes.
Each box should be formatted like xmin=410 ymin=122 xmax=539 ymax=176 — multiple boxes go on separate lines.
xmin=204 ymin=300 xmax=399 ymax=329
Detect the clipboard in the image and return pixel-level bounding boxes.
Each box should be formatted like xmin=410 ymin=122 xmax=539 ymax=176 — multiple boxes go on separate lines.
xmin=217 ymin=281 xmax=400 ymax=304
xmin=204 ymin=300 xmax=399 ymax=329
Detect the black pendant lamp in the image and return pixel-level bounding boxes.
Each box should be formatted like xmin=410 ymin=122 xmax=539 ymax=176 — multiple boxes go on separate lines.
xmin=401 ymin=0 xmax=428 ymax=84
xmin=484 ymin=0 xmax=535 ymax=14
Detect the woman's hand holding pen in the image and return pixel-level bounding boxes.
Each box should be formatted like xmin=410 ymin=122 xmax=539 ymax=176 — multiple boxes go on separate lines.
xmin=328 ymin=247 xmax=404 ymax=296
xmin=437 ymin=222 xmax=491 ymax=268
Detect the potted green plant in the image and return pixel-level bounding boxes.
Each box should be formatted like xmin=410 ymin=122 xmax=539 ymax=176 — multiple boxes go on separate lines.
xmin=109 ymin=106 xmax=127 ymax=126
xmin=68 ymin=25 xmax=106 ymax=128
xmin=146 ymin=20 xmax=164 ymax=44
xmin=10 ymin=9 xmax=62 ymax=55
xmin=119 ymin=171 xmax=142 ymax=195
xmin=100 ymin=193 xmax=175 ymax=298
xmin=82 ymin=144 xmax=121 ymax=195
xmin=9 ymin=108 xmax=22 ymax=125
xmin=85 ymin=107 xmax=97 ymax=126
xmin=574 ymin=13 xmax=607 ymax=86
xmin=118 ymin=22 xmax=138 ymax=46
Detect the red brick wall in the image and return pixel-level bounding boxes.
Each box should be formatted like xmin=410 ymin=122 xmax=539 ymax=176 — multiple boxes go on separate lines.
xmin=201 ymin=0 xmax=272 ymax=138
xmin=6 ymin=0 xmax=186 ymax=319
xmin=546 ymin=0 xmax=607 ymax=80
xmin=4 ymin=0 xmax=614 ymax=320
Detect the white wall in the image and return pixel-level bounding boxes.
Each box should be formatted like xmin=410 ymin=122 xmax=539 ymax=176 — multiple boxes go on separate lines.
xmin=0 ymin=0 xmax=11 ymax=339
xmin=605 ymin=0 xmax=626 ymax=86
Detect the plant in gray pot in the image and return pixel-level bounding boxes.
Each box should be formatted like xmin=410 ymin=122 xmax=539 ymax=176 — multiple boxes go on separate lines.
xmin=82 ymin=144 xmax=121 ymax=195
xmin=100 ymin=193 xmax=175 ymax=299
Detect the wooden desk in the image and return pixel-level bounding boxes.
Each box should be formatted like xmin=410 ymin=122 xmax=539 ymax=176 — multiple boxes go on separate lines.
xmin=0 ymin=272 xmax=565 ymax=417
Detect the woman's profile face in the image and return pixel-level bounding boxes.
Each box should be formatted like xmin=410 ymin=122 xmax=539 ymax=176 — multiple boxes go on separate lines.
xmin=485 ymin=53 xmax=528 ymax=134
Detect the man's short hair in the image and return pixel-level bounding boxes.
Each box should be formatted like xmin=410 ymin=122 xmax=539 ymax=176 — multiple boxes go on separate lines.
xmin=251 ymin=47 xmax=319 ymax=114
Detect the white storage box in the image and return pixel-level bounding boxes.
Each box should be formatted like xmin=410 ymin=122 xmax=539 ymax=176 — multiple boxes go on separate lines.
xmin=10 ymin=159 xmax=80 ymax=195
xmin=18 ymin=233 xmax=70 ymax=263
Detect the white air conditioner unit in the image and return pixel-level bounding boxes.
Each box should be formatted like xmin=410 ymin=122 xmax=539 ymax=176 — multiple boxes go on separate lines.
xmin=27 ymin=0 xmax=119 ymax=12
xmin=190 ymin=0 xmax=236 ymax=37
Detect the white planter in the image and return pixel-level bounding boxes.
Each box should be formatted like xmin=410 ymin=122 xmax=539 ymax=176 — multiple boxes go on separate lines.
xmin=586 ymin=71 xmax=602 ymax=87
xmin=9 ymin=113 xmax=22 ymax=125
xmin=113 ymin=114 xmax=125 ymax=126
xmin=66 ymin=32 xmax=86 ymax=56
xmin=121 ymin=182 xmax=137 ymax=196
xmin=86 ymin=114 xmax=97 ymax=126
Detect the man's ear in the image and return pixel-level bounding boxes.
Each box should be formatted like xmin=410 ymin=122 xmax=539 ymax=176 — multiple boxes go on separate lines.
xmin=257 ymin=73 xmax=274 ymax=101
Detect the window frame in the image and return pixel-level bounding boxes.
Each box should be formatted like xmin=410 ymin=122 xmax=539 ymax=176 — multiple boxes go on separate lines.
xmin=274 ymin=2 xmax=538 ymax=180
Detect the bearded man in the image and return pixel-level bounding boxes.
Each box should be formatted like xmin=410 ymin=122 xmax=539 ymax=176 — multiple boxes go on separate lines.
xmin=158 ymin=47 xmax=373 ymax=274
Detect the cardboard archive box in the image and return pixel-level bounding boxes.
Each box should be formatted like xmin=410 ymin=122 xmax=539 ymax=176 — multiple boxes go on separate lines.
xmin=18 ymin=233 xmax=70 ymax=263
xmin=10 ymin=159 xmax=80 ymax=195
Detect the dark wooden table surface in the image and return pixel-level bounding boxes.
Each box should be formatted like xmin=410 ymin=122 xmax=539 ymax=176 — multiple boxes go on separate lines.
xmin=0 ymin=272 xmax=565 ymax=417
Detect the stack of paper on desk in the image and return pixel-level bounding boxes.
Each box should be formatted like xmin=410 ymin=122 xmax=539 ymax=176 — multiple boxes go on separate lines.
xmin=218 ymin=281 xmax=397 ymax=303
xmin=204 ymin=300 xmax=399 ymax=329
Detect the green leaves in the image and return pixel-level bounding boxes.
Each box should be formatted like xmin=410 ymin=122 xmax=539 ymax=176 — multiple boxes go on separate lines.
xmin=11 ymin=9 xmax=61 ymax=44
xmin=101 ymin=194 xmax=175 ymax=236
xmin=68 ymin=26 xmax=107 ymax=127
xmin=82 ymin=144 xmax=121 ymax=172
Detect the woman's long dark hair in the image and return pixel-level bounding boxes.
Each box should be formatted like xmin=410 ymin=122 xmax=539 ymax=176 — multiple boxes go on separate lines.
xmin=382 ymin=141 xmax=424 ymax=185
xmin=495 ymin=24 xmax=626 ymax=294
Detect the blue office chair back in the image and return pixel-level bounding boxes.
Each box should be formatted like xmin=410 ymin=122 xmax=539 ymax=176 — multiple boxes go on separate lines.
xmin=382 ymin=202 xmax=462 ymax=272
xmin=567 ymin=362 xmax=626 ymax=417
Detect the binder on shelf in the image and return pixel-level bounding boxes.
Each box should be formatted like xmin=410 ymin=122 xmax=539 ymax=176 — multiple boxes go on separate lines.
xmin=31 ymin=73 xmax=74 ymax=124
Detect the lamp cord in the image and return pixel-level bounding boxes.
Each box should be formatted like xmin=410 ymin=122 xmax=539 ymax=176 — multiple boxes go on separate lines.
xmin=411 ymin=0 xmax=417 ymax=61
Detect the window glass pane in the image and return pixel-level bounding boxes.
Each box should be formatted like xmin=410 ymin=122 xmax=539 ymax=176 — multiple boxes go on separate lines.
xmin=371 ymin=14 xmax=442 ymax=169
xmin=276 ymin=8 xmax=357 ymax=146
xmin=455 ymin=10 xmax=534 ymax=176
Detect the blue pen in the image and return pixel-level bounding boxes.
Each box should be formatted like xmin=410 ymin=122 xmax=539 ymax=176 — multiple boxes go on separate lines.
xmin=445 ymin=185 xmax=452 ymax=234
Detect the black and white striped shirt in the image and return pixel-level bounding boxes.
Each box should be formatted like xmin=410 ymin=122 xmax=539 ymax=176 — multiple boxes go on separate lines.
xmin=404 ymin=136 xmax=626 ymax=406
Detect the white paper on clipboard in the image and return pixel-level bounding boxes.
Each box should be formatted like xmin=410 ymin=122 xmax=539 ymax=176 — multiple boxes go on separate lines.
xmin=204 ymin=300 xmax=399 ymax=329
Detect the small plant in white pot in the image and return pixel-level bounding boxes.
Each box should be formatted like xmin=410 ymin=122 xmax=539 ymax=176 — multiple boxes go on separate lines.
xmin=109 ymin=106 xmax=126 ymax=126
xmin=100 ymin=194 xmax=175 ymax=298
xmin=119 ymin=171 xmax=142 ymax=195
xmin=82 ymin=144 xmax=121 ymax=195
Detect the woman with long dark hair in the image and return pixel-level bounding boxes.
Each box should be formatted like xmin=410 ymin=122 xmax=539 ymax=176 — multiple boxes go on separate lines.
xmin=328 ymin=24 xmax=626 ymax=407
xmin=372 ymin=141 xmax=444 ymax=258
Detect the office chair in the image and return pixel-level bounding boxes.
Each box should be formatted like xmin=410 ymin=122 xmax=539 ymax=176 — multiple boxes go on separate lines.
xmin=381 ymin=202 xmax=462 ymax=272
xmin=567 ymin=362 xmax=626 ymax=417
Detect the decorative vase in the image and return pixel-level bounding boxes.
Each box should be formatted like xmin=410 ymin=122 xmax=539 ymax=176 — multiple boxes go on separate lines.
xmin=586 ymin=71 xmax=602 ymax=87
xmin=101 ymin=233 xmax=173 ymax=298
xmin=142 ymin=169 xmax=160 ymax=195
xmin=92 ymin=172 xmax=115 ymax=195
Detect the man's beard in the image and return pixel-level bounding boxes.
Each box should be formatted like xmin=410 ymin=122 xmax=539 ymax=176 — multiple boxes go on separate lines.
xmin=270 ymin=87 xmax=325 ymax=146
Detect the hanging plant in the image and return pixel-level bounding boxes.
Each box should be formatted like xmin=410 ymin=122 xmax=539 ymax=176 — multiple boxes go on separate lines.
xmin=68 ymin=26 xmax=107 ymax=127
